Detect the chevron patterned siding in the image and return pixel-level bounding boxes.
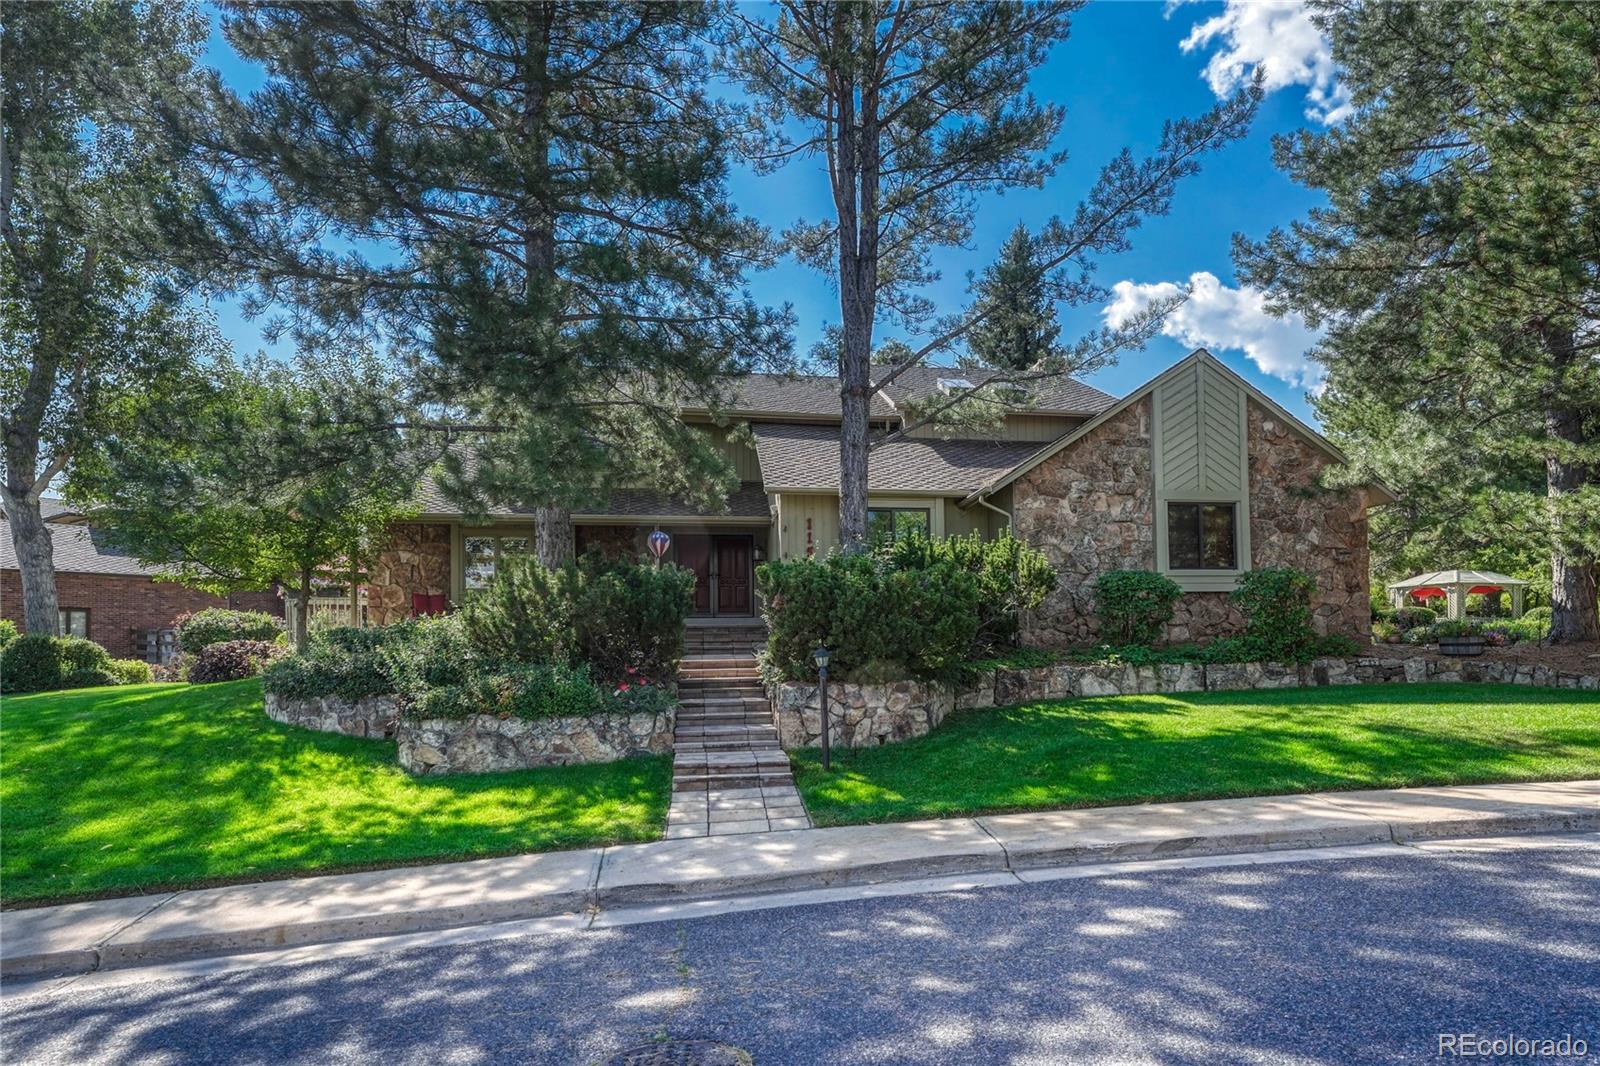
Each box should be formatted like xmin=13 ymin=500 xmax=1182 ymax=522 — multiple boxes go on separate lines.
xmin=1155 ymin=361 xmax=1245 ymax=496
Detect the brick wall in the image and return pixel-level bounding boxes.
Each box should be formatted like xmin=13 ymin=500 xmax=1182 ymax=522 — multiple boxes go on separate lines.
xmin=1 ymin=570 xmax=281 ymax=659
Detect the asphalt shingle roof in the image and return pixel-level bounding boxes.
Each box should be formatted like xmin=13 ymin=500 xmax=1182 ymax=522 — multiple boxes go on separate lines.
xmin=750 ymin=422 xmax=1043 ymax=494
xmin=875 ymin=365 xmax=1117 ymax=416
xmin=684 ymin=368 xmax=1114 ymax=420
xmin=0 ymin=523 xmax=170 ymax=578
xmin=0 ymin=497 xmax=83 ymax=524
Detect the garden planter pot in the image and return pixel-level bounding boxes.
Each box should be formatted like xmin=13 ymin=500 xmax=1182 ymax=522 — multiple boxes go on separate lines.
xmin=1437 ymin=635 xmax=1485 ymax=657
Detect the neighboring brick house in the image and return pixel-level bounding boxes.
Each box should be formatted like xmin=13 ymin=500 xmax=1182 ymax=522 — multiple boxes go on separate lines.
xmin=365 ymin=350 xmax=1388 ymax=642
xmin=0 ymin=502 xmax=283 ymax=660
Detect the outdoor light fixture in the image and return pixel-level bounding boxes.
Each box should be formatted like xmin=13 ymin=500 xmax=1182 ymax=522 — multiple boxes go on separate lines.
xmin=646 ymin=528 xmax=671 ymax=567
xmin=812 ymin=645 xmax=832 ymax=771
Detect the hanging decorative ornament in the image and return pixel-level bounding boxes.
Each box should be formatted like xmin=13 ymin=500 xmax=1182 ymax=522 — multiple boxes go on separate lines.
xmin=647 ymin=528 xmax=671 ymax=565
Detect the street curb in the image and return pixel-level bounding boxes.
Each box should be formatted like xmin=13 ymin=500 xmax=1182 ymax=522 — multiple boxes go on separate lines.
xmin=4 ymin=781 xmax=1596 ymax=981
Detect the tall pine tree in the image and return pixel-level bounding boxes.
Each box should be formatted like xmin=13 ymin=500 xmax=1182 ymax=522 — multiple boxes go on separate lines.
xmin=190 ymin=2 xmax=790 ymax=566
xmin=1238 ymin=1 xmax=1600 ymax=642
xmin=726 ymin=2 xmax=1258 ymax=549
xmin=2 ymin=0 xmax=219 ymax=634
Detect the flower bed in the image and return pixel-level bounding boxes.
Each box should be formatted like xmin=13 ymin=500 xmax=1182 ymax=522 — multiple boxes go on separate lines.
xmin=768 ymin=655 xmax=1600 ymax=750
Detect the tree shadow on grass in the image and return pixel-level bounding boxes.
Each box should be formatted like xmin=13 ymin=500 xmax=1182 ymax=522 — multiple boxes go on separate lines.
xmin=2 ymin=681 xmax=671 ymax=905
xmin=796 ymin=683 xmax=1600 ymax=824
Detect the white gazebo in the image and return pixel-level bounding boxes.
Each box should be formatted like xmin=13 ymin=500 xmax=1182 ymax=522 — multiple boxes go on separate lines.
xmin=1386 ymin=569 xmax=1528 ymax=621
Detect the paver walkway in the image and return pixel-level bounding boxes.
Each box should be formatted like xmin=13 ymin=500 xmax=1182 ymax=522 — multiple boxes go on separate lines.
xmin=666 ymin=624 xmax=811 ymax=838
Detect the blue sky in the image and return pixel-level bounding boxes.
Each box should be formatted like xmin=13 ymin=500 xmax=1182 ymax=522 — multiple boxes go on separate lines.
xmin=205 ymin=1 xmax=1341 ymax=423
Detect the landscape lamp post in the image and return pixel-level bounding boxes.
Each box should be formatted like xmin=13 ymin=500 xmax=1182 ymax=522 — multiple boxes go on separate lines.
xmin=813 ymin=645 xmax=831 ymax=771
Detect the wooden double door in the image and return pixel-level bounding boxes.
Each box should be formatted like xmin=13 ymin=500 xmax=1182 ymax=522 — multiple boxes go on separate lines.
xmin=677 ymin=534 xmax=753 ymax=616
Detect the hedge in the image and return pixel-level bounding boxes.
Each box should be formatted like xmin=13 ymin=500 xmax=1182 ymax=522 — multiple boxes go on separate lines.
xmin=176 ymin=608 xmax=283 ymax=654
xmin=0 ymin=634 xmax=114 ymax=694
xmin=758 ymin=551 xmax=979 ymax=682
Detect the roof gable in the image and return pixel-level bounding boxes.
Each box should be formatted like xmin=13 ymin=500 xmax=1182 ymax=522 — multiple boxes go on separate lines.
xmin=963 ymin=349 xmax=1395 ymax=504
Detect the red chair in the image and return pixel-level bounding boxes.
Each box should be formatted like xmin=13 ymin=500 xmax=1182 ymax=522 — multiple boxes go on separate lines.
xmin=411 ymin=593 xmax=450 ymax=617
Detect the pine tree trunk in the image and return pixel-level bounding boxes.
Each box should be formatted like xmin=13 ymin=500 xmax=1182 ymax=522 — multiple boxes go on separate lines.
xmin=832 ymin=17 xmax=879 ymax=554
xmin=535 ymin=505 xmax=573 ymax=568
xmin=1542 ymin=326 xmax=1600 ymax=643
xmin=1 ymin=488 xmax=58 ymax=635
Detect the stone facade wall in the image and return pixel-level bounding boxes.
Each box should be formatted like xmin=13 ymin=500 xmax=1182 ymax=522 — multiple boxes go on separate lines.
xmin=1245 ymin=404 xmax=1372 ymax=639
xmin=769 ymin=657 xmax=1599 ymax=750
xmin=1012 ymin=397 xmax=1370 ymax=648
xmin=771 ymin=679 xmax=954 ymax=749
xmin=395 ymin=709 xmax=675 ymax=775
xmin=1013 ymin=399 xmax=1156 ymax=647
xmin=575 ymin=525 xmax=643 ymax=560
xmin=264 ymin=692 xmax=398 ymax=738
xmin=366 ymin=523 xmax=453 ymax=626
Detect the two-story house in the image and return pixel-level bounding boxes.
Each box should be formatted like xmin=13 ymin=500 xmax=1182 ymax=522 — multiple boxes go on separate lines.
xmin=366 ymin=350 xmax=1387 ymax=645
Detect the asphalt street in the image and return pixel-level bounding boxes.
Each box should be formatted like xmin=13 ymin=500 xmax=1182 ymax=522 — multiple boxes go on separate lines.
xmin=4 ymin=841 xmax=1598 ymax=1065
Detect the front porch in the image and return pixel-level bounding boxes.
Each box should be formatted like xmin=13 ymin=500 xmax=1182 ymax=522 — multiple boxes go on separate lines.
xmin=575 ymin=520 xmax=772 ymax=621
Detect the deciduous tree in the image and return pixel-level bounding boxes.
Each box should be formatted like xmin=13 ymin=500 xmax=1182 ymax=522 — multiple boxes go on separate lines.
xmin=1 ymin=0 xmax=216 ymax=633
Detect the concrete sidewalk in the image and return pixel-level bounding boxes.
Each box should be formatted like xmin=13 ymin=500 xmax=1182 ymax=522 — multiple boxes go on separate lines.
xmin=6 ymin=779 xmax=1597 ymax=980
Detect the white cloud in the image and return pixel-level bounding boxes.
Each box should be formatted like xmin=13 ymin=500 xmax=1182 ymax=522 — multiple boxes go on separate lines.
xmin=1170 ymin=0 xmax=1351 ymax=124
xmin=1103 ymin=271 xmax=1325 ymax=389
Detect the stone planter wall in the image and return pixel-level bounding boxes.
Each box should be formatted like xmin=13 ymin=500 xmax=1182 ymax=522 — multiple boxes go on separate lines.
xmin=395 ymin=709 xmax=675 ymax=775
xmin=265 ymin=692 xmax=399 ymax=738
xmin=769 ymin=656 xmax=1598 ymax=751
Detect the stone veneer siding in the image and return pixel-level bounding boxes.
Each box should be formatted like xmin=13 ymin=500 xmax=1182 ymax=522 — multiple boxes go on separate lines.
xmin=395 ymin=710 xmax=675 ymax=775
xmin=366 ymin=522 xmax=453 ymax=626
xmin=1012 ymin=397 xmax=1370 ymax=647
xmin=264 ymin=692 xmax=397 ymax=738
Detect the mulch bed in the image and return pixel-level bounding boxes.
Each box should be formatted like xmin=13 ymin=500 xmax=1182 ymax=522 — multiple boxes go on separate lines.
xmin=1363 ymin=639 xmax=1600 ymax=677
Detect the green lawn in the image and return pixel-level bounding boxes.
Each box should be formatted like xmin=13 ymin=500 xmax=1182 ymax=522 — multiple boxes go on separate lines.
xmin=1 ymin=681 xmax=671 ymax=905
xmin=794 ymin=683 xmax=1600 ymax=826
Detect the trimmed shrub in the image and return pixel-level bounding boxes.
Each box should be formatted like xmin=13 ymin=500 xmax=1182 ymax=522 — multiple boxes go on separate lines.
xmin=408 ymin=661 xmax=606 ymax=721
xmin=880 ymin=531 xmax=1056 ymax=652
xmin=1230 ymin=567 xmax=1317 ymax=659
xmin=458 ymin=553 xmax=693 ymax=683
xmin=571 ymin=555 xmax=694 ymax=682
xmin=459 ymin=559 xmax=576 ymax=664
xmin=187 ymin=639 xmax=284 ymax=684
xmin=263 ymin=623 xmax=417 ymax=702
xmin=0 ymin=618 xmax=18 ymax=650
xmin=176 ymin=608 xmax=283 ymax=654
xmin=758 ymin=551 xmax=980 ymax=682
xmin=0 ymin=634 xmax=113 ymax=694
xmin=1095 ymin=570 xmax=1183 ymax=645
xmin=106 ymin=659 xmax=155 ymax=685
xmin=1391 ymin=606 xmax=1437 ymax=630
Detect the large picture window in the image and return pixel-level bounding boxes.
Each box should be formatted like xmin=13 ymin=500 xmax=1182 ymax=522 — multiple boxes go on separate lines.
xmin=867 ymin=507 xmax=930 ymax=544
xmin=1165 ymin=503 xmax=1237 ymax=571
xmin=463 ymin=534 xmax=532 ymax=592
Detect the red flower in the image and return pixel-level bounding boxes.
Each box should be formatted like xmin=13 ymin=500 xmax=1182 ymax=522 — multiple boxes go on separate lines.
xmin=618 ymin=682 xmax=631 ymax=692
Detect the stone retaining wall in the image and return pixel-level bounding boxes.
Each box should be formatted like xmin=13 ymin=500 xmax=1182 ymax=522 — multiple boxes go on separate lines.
xmin=769 ymin=656 xmax=1599 ymax=751
xmin=395 ymin=709 xmax=675 ymax=775
xmin=264 ymin=692 xmax=399 ymax=738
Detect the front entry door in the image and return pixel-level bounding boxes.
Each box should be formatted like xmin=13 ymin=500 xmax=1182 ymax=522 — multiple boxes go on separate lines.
xmin=715 ymin=537 xmax=752 ymax=615
xmin=677 ymin=534 xmax=752 ymax=616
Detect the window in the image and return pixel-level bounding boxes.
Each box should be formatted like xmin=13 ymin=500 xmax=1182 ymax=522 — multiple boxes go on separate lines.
xmin=867 ymin=507 xmax=930 ymax=544
xmin=1165 ymin=503 xmax=1237 ymax=570
xmin=58 ymin=608 xmax=89 ymax=638
xmin=463 ymin=534 xmax=532 ymax=592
